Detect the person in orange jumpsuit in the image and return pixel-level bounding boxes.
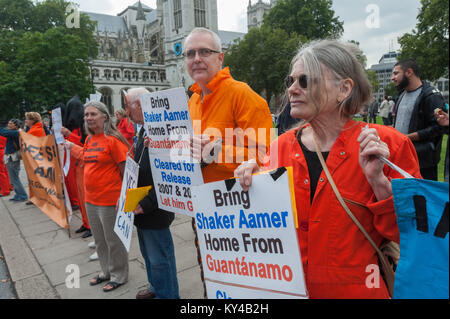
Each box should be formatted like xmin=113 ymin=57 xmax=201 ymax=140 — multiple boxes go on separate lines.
xmin=0 ymin=135 xmax=11 ymax=197
xmin=235 ymin=40 xmax=422 ymax=299
xmin=60 ymin=96 xmax=90 ymax=237
xmin=184 ymin=27 xmax=274 ymax=297
xmin=24 ymin=112 xmax=46 ymax=137
xmin=115 ymin=108 xmax=135 ymax=157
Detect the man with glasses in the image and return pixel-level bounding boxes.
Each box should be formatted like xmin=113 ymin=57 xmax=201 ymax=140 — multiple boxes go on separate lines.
xmin=184 ymin=27 xmax=273 ymax=183
xmin=183 ymin=27 xmax=273 ymax=298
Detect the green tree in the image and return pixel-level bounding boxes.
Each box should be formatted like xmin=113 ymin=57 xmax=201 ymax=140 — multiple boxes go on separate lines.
xmin=0 ymin=0 xmax=98 ymax=119
xmin=398 ymin=0 xmax=449 ymax=81
xmin=224 ymin=26 xmax=305 ymax=105
xmin=16 ymin=27 xmax=92 ymax=112
xmin=384 ymin=82 xmax=399 ymax=99
xmin=366 ymin=70 xmax=379 ymax=94
xmin=263 ymin=0 xmax=344 ymax=39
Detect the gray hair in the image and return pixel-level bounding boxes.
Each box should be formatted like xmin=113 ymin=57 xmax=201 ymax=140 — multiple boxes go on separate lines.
xmin=291 ymin=40 xmax=371 ymax=121
xmin=125 ymin=87 xmax=149 ymax=107
xmin=184 ymin=27 xmax=222 ymax=52
xmin=84 ymin=101 xmax=130 ymax=149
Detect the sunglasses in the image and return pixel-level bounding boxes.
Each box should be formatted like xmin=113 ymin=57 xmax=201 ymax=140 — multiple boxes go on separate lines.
xmin=285 ymin=74 xmax=308 ymax=89
xmin=183 ymin=48 xmax=221 ymax=59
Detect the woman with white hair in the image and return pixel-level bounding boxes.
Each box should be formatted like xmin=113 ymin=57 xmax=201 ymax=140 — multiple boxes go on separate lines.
xmin=234 ymin=40 xmax=422 ymax=298
xmin=67 ymin=101 xmax=130 ymax=292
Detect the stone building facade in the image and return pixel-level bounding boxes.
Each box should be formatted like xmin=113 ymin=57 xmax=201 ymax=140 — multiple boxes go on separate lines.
xmin=84 ymin=1 xmax=245 ymax=113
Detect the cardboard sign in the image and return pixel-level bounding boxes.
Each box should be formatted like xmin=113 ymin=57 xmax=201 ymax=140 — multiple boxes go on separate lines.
xmin=114 ymin=156 xmax=139 ymax=252
xmin=140 ymin=88 xmax=204 ymax=216
xmin=19 ymin=132 xmax=70 ymax=229
xmin=392 ymin=178 xmax=449 ymax=299
xmin=192 ymin=167 xmax=307 ymax=299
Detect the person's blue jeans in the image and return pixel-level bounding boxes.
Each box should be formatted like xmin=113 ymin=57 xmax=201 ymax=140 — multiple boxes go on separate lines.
xmin=137 ymin=227 xmax=180 ymax=299
xmin=6 ymin=160 xmax=28 ymax=200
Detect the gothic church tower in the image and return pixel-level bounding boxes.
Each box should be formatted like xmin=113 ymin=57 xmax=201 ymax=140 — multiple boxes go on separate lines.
xmin=160 ymin=0 xmax=218 ymax=89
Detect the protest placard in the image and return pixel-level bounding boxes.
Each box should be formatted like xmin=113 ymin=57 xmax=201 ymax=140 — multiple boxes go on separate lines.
xmin=19 ymin=131 xmax=70 ymax=229
xmin=392 ymin=178 xmax=449 ymax=299
xmin=192 ymin=167 xmax=307 ymax=299
xmin=140 ymin=88 xmax=204 ymax=217
xmin=51 ymin=107 xmax=64 ymax=144
xmin=114 ymin=156 xmax=139 ymax=252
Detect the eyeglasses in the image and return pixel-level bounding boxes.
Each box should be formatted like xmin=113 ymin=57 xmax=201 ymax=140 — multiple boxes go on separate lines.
xmin=284 ymin=74 xmax=308 ymax=89
xmin=183 ymin=48 xmax=221 ymax=59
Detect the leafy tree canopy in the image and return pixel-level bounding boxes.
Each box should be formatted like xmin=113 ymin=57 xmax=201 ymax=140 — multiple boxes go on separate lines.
xmin=0 ymin=0 xmax=98 ymax=120
xmin=398 ymin=0 xmax=449 ymax=81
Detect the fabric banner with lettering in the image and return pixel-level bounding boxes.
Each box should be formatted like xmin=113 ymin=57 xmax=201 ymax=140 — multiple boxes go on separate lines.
xmin=392 ymin=178 xmax=449 ymax=299
xmin=19 ymin=131 xmax=69 ymax=229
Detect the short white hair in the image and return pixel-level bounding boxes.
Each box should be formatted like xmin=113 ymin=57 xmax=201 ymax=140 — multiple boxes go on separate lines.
xmin=126 ymin=87 xmax=149 ymax=107
xmin=184 ymin=27 xmax=222 ymax=52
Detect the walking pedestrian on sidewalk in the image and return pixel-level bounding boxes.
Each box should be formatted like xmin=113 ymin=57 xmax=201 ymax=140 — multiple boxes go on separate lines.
xmin=66 ymin=101 xmax=130 ymax=293
xmin=0 ymin=119 xmax=28 ymax=202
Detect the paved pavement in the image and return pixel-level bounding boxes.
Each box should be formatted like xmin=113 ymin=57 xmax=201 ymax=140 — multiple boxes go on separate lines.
xmin=0 ymin=165 xmax=203 ymax=299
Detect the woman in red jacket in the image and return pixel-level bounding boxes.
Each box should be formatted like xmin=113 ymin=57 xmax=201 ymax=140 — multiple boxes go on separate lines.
xmin=24 ymin=112 xmax=46 ymax=137
xmin=115 ymin=108 xmax=135 ymax=157
xmin=235 ymin=40 xmax=421 ymax=299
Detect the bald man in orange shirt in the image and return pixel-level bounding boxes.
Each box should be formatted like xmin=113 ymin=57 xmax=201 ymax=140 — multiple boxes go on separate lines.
xmin=185 ymin=27 xmax=273 ymax=183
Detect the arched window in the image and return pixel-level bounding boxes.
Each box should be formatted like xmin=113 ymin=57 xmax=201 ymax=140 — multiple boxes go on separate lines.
xmin=150 ymin=72 xmax=157 ymax=81
xmin=124 ymin=70 xmax=131 ymax=81
xmin=160 ymin=71 xmax=166 ymax=82
xmin=99 ymin=87 xmax=113 ymax=115
xmin=121 ymin=88 xmax=131 ymax=109
xmin=113 ymin=70 xmax=120 ymax=80
xmin=104 ymin=69 xmax=111 ymax=80
xmin=92 ymin=68 xmax=100 ymax=78
xmin=132 ymin=71 xmax=139 ymax=81
xmin=143 ymin=72 xmax=149 ymax=81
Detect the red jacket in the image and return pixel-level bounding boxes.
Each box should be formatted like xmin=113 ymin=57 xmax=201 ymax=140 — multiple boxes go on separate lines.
xmin=265 ymin=120 xmax=421 ymax=298
xmin=28 ymin=122 xmax=46 ymax=137
xmin=117 ymin=118 xmax=135 ymax=149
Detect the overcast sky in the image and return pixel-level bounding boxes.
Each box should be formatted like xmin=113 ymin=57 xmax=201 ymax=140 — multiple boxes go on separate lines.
xmin=72 ymin=0 xmax=422 ymax=67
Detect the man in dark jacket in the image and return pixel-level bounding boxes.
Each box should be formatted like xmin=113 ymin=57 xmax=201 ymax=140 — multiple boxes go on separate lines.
xmin=124 ymin=87 xmax=179 ymax=299
xmin=391 ymin=59 xmax=445 ymax=180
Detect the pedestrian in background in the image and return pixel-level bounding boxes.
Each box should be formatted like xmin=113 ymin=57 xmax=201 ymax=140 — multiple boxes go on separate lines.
xmin=115 ymin=108 xmax=135 ymax=157
xmin=0 ymin=135 xmax=11 ymax=197
xmin=0 ymin=119 xmax=28 ymax=202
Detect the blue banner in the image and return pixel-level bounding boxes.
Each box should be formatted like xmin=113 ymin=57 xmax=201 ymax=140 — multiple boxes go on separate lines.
xmin=392 ymin=178 xmax=449 ymax=299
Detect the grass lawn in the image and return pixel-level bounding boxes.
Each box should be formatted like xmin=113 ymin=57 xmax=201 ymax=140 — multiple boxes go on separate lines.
xmin=355 ymin=116 xmax=448 ymax=182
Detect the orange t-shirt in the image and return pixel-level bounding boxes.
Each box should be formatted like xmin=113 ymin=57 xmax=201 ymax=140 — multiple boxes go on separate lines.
xmin=75 ymin=133 xmax=128 ymax=206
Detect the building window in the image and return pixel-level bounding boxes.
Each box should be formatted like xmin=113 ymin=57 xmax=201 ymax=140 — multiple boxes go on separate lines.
xmin=151 ymin=72 xmax=157 ymax=81
xmin=438 ymin=81 xmax=443 ymax=92
xmin=160 ymin=72 xmax=166 ymax=82
xmin=104 ymin=69 xmax=111 ymax=80
xmin=124 ymin=70 xmax=131 ymax=81
xmin=445 ymin=80 xmax=449 ymax=92
xmin=174 ymin=0 xmax=182 ymax=29
xmin=143 ymin=72 xmax=149 ymax=81
xmin=194 ymin=0 xmax=206 ymax=27
xmin=92 ymin=68 xmax=100 ymax=78
xmin=132 ymin=71 xmax=139 ymax=81
xmin=99 ymin=87 xmax=113 ymax=114
xmin=113 ymin=70 xmax=120 ymax=81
